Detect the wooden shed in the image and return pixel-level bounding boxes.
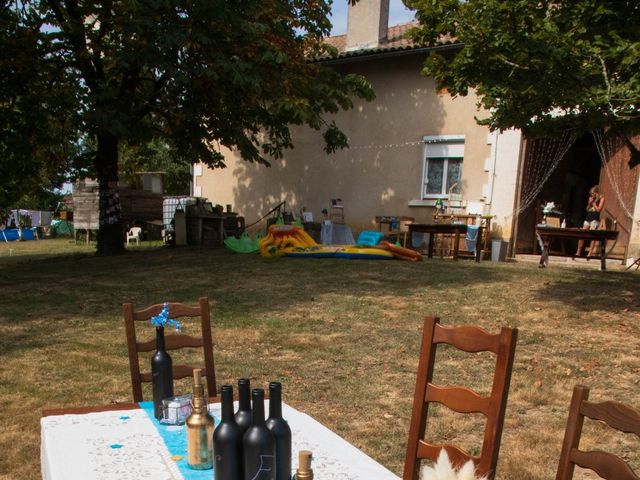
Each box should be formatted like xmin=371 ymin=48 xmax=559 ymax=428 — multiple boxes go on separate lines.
xmin=72 ymin=179 xmax=163 ymax=241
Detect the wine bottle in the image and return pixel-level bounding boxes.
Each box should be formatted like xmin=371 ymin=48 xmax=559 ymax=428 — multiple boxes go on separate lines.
xmin=235 ymin=378 xmax=252 ymax=434
xmin=186 ymin=369 xmax=214 ymax=469
xmin=214 ymin=385 xmax=243 ymax=480
xmin=293 ymin=451 xmax=313 ymax=480
xmin=265 ymin=382 xmax=292 ymax=480
xmin=151 ymin=326 xmax=173 ymax=419
xmin=243 ymin=388 xmax=276 ymax=480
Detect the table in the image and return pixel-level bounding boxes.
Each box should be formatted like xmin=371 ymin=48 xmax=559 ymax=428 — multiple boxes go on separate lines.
xmin=409 ymin=223 xmax=482 ymax=262
xmin=192 ymin=215 xmax=225 ymax=246
xmin=433 ymin=214 xmax=492 ymax=256
xmin=41 ymin=400 xmax=399 ymax=480
xmin=536 ymin=226 xmax=619 ymax=271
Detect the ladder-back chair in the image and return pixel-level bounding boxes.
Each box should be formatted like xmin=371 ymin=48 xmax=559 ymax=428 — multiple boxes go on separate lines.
xmin=404 ymin=316 xmax=518 ymax=480
xmin=123 ymin=297 xmax=216 ymax=402
xmin=556 ymin=385 xmax=640 ymax=480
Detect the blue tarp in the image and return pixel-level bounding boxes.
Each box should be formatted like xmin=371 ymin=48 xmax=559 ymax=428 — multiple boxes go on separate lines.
xmin=465 ymin=225 xmax=479 ymax=252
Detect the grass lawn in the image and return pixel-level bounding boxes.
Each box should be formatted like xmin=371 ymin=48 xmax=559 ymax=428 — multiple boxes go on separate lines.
xmin=0 ymin=238 xmax=638 ymax=479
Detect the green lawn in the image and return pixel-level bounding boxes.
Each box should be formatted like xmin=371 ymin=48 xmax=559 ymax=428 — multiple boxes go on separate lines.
xmin=0 ymin=239 xmax=638 ymax=479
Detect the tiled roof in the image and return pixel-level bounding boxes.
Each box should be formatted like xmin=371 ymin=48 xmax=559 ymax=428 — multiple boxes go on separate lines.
xmin=316 ymin=22 xmax=459 ymax=62
xmin=325 ymin=21 xmax=419 ymax=52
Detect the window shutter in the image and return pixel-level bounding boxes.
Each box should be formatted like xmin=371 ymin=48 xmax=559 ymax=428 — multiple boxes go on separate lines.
xmin=425 ymin=142 xmax=465 ymax=158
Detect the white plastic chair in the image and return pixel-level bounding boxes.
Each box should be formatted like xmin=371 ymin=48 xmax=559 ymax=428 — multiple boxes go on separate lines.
xmin=126 ymin=227 xmax=142 ymax=246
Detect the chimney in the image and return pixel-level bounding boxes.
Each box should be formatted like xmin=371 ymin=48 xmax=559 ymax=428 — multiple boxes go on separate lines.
xmin=346 ymin=0 xmax=390 ymax=51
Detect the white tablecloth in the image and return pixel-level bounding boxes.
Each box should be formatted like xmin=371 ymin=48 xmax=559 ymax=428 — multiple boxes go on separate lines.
xmin=41 ymin=401 xmax=400 ymax=480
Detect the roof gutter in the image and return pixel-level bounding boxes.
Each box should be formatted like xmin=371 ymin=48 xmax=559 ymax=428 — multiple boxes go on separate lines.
xmin=311 ymin=42 xmax=463 ymax=66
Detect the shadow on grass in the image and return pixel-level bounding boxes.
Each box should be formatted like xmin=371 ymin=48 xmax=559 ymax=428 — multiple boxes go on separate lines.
xmin=0 ymin=246 xmax=516 ymax=352
xmin=4 ymin=245 xmax=637 ymax=358
xmin=533 ymin=269 xmax=640 ymax=312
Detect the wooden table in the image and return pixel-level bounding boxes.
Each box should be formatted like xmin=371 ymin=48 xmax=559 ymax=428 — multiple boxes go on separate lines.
xmin=433 ymin=213 xmax=493 ymax=256
xmin=409 ymin=223 xmax=482 ymax=262
xmin=536 ymin=226 xmax=619 ymax=271
xmin=190 ymin=214 xmax=225 ymax=246
xmin=41 ymin=400 xmax=400 ymax=480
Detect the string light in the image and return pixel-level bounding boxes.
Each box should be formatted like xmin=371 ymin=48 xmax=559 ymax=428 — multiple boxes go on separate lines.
xmin=592 ymin=130 xmax=634 ymax=219
xmin=292 ymin=138 xmax=424 ymax=150
xmin=505 ymin=130 xmax=577 ymax=220
xmin=348 ymin=140 xmax=424 ymax=150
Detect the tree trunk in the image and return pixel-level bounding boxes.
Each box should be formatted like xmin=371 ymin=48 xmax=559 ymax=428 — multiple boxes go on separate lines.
xmin=95 ymin=134 xmax=125 ymax=255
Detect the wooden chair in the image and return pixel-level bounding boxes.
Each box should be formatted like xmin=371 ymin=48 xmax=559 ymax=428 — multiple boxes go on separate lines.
xmin=123 ymin=297 xmax=216 ymax=402
xmin=397 ymin=218 xmax=415 ymax=247
xmin=556 ymin=385 xmax=640 ymax=480
xmin=403 ymin=317 xmax=518 ymax=480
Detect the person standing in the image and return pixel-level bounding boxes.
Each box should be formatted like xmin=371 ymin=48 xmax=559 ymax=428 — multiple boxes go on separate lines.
xmin=575 ymin=185 xmax=605 ymax=257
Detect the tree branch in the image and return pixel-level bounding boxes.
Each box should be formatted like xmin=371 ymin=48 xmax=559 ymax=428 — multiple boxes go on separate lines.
xmin=132 ymin=70 xmax=171 ymax=120
xmin=596 ymin=53 xmax=639 ymax=121
xmin=45 ymin=0 xmax=99 ymax=90
xmin=497 ymin=54 xmax=530 ymax=70
xmin=597 ymin=53 xmax=617 ymax=117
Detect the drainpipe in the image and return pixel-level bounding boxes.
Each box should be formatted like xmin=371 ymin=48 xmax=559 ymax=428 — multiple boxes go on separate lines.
xmin=189 ymin=164 xmax=194 ymax=197
xmin=486 ymin=131 xmax=499 ymax=211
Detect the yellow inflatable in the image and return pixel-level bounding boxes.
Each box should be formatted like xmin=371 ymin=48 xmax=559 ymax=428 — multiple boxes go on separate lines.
xmin=259 ymin=225 xmax=318 ymax=257
xmin=259 ymin=225 xmax=403 ymax=260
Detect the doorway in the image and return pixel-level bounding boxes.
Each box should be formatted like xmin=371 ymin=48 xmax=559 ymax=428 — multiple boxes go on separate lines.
xmin=514 ymin=131 xmax=639 ymax=259
xmin=515 ymin=133 xmax=600 ymax=255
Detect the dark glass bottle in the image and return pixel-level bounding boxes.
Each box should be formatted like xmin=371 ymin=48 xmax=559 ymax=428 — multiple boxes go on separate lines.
xmin=265 ymin=382 xmax=292 ymax=480
xmin=151 ymin=326 xmax=173 ymax=419
xmin=235 ymin=378 xmax=252 ymax=434
xmin=243 ymin=389 xmax=276 ymax=480
xmin=214 ymin=385 xmax=243 ymax=479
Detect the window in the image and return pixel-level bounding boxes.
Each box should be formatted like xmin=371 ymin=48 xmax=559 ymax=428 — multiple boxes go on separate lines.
xmin=421 ymin=135 xmax=464 ymax=199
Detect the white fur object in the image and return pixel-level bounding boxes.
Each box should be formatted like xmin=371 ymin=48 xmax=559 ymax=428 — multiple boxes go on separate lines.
xmin=420 ymin=449 xmax=487 ymax=480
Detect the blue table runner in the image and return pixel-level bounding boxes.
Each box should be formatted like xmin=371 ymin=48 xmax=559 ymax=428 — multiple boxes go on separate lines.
xmin=139 ymin=401 xmax=220 ymax=479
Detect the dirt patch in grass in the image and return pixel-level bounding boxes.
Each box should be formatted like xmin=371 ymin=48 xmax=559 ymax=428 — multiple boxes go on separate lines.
xmin=0 ymin=239 xmax=639 ymax=479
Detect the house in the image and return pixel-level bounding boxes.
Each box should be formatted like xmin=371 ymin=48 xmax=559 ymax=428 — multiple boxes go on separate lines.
xmin=194 ymin=0 xmax=640 ymax=261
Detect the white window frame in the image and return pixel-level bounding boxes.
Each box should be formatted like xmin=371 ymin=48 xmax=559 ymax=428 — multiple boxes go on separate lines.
xmin=421 ymin=135 xmax=465 ymax=199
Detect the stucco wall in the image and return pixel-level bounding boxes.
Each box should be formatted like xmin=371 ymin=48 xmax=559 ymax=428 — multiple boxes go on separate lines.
xmin=195 ymin=54 xmax=521 ymax=237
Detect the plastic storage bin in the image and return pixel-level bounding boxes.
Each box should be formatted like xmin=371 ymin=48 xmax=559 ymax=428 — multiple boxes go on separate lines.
xmin=491 ymin=240 xmax=508 ymax=262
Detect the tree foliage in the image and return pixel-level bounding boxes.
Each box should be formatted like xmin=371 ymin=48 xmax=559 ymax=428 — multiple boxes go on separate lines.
xmin=118 ymin=139 xmax=191 ymax=196
xmin=2 ymin=0 xmax=374 ymax=254
xmin=0 ymin=4 xmax=78 ymax=211
xmin=405 ymin=0 xmax=640 ymax=138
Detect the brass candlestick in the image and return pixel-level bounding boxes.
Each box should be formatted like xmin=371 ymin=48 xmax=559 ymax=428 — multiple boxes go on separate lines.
xmin=294 ymin=450 xmax=314 ymax=479
xmin=186 ymin=369 xmax=214 ymax=469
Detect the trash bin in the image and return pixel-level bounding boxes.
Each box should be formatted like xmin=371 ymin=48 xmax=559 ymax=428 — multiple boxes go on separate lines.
xmin=491 ymin=240 xmax=508 ymax=262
